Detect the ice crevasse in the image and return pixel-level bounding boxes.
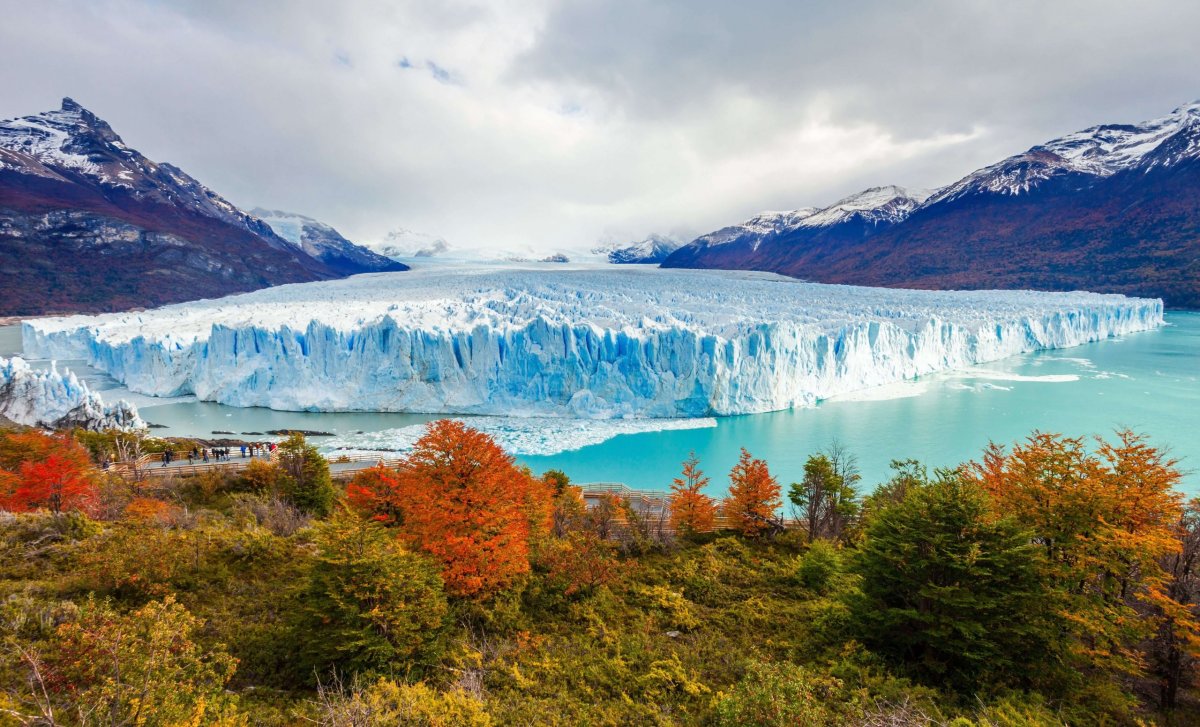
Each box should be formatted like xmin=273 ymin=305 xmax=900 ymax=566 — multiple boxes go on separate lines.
xmin=22 ymin=266 xmax=1164 ymax=418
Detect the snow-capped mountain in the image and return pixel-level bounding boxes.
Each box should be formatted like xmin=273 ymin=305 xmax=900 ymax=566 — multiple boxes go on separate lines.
xmin=593 ymin=234 xmax=683 ymax=264
xmin=0 ymin=98 xmax=401 ymax=316
xmin=0 ymin=98 xmax=287 ymax=244
xmin=795 ymin=186 xmax=933 ymax=228
xmin=250 ymin=209 xmax=407 ymax=276
xmin=665 ymin=187 xmax=928 ymax=271
xmin=665 ymin=100 xmax=1200 ymax=307
xmin=930 ymin=101 xmax=1200 ymax=205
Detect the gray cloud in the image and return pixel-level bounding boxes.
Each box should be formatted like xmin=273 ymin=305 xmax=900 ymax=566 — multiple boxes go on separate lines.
xmin=1 ymin=0 xmax=1198 ymax=250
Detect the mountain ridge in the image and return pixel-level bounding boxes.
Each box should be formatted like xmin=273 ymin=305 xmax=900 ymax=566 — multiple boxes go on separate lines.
xmin=663 ymin=100 xmax=1200 ymax=307
xmin=0 ymin=98 xmax=404 ymax=316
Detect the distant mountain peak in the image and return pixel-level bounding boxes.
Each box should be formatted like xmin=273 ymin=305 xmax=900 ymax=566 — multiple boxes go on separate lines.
xmin=251 ymin=208 xmax=407 ymax=275
xmin=663 ymin=96 xmax=1200 ymax=307
xmin=593 ymin=233 xmax=683 ymax=264
xmin=797 ymin=186 xmax=932 ymax=228
xmin=928 ymin=100 xmax=1200 ymax=204
xmin=0 ymin=99 xmax=405 ymax=315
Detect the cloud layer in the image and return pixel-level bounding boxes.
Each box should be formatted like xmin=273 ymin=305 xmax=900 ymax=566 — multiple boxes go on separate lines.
xmin=2 ymin=0 xmax=1198 ymax=250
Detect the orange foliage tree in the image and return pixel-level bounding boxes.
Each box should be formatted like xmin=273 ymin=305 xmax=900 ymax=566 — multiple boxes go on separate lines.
xmin=0 ymin=431 xmax=96 ymax=515
xmin=965 ymin=430 xmax=1194 ymax=676
xmin=392 ymin=420 xmax=552 ymax=599
xmin=345 ymin=464 xmax=405 ymax=526
xmin=669 ymin=451 xmax=716 ymax=536
xmin=724 ymin=448 xmax=782 ymax=538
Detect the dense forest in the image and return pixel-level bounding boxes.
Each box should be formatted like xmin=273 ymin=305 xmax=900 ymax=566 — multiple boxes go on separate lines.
xmin=0 ymin=420 xmax=1197 ymax=725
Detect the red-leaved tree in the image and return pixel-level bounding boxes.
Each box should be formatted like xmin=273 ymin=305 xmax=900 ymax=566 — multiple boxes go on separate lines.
xmin=0 ymin=431 xmax=96 ymax=515
xmin=393 ymin=420 xmax=552 ymax=599
xmin=669 ymin=451 xmax=717 ymax=536
xmin=724 ymin=448 xmax=782 ymax=538
xmin=12 ymin=454 xmax=96 ymax=515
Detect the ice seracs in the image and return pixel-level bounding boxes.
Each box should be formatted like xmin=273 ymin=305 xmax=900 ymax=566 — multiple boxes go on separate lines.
xmin=0 ymin=355 xmax=145 ymax=431
xmin=22 ymin=267 xmax=1163 ymax=419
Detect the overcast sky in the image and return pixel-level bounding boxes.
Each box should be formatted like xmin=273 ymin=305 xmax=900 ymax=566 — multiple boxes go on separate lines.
xmin=3 ymin=0 xmax=1199 ymax=251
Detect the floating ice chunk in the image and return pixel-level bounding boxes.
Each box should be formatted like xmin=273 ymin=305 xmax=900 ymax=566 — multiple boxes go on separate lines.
xmin=0 ymin=355 xmax=145 ymax=431
xmin=324 ymin=416 xmax=719 ymax=456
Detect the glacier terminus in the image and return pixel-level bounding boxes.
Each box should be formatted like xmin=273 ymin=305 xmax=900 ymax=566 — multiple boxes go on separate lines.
xmin=22 ymin=265 xmax=1164 ymax=419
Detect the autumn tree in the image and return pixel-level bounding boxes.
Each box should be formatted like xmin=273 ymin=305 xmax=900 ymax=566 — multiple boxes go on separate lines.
xmin=298 ymin=509 xmax=448 ymax=679
xmin=346 ymin=464 xmax=405 ymax=525
xmin=23 ymin=596 xmax=240 ymax=725
xmin=964 ymin=430 xmax=1193 ymax=679
xmin=394 ymin=420 xmax=552 ymax=599
xmin=0 ymin=431 xmax=97 ymax=515
xmin=724 ymin=448 xmax=782 ymax=538
xmin=1148 ymin=498 xmax=1200 ymax=709
xmin=788 ymin=447 xmax=861 ymax=543
xmin=0 ymin=430 xmax=86 ymax=470
xmin=669 ymin=451 xmax=717 ymax=537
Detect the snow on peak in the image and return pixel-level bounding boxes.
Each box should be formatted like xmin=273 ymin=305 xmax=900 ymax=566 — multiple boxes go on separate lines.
xmin=251 ymin=208 xmax=335 ymax=246
xmin=692 ymin=208 xmax=818 ymax=249
xmin=0 ymin=97 xmax=117 ymax=176
xmin=796 ymin=186 xmax=933 ymax=228
xmin=592 ymin=234 xmax=683 ymax=263
xmin=929 ymin=100 xmax=1200 ymax=204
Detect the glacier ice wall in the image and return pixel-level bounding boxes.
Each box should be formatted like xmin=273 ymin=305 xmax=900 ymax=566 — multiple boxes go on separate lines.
xmin=0 ymin=355 xmax=146 ymax=431
xmin=21 ymin=266 xmax=1164 ymax=418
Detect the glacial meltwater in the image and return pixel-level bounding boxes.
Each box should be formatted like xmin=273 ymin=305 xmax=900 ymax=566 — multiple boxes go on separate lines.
xmin=2 ymin=312 xmax=1198 ymax=496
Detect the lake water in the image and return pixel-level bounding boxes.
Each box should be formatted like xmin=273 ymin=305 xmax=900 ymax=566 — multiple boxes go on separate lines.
xmin=3 ymin=313 xmax=1199 ymax=496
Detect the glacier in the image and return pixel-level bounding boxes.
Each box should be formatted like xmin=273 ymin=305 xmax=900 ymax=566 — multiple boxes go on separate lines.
xmin=0 ymin=355 xmax=145 ymax=431
xmin=21 ymin=265 xmax=1163 ymax=419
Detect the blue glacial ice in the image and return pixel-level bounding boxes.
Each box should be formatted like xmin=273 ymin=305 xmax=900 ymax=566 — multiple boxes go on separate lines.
xmin=21 ymin=265 xmax=1164 ymax=418
xmin=0 ymin=355 xmax=145 ymax=430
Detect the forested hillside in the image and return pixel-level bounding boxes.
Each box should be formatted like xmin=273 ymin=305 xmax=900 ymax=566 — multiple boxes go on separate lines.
xmin=0 ymin=422 xmax=1196 ymax=725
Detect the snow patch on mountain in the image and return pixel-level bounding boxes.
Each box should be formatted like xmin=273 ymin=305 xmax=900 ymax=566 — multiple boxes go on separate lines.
xmin=929 ymin=100 xmax=1200 ymax=204
xmin=593 ymin=234 xmax=683 ymax=263
xmin=0 ymin=355 xmax=145 ymax=431
xmin=250 ymin=209 xmax=405 ymax=274
xmin=22 ymin=266 xmax=1163 ymax=419
xmin=796 ymin=186 xmax=933 ymax=228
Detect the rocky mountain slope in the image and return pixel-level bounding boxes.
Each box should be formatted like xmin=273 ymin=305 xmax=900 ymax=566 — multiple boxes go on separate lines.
xmin=664 ymin=102 xmax=1200 ymax=307
xmin=0 ymin=98 xmax=402 ymax=316
xmin=250 ymin=208 xmax=406 ymax=276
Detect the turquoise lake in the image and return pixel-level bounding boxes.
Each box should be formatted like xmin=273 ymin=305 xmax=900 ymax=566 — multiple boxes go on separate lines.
xmin=3 ymin=313 xmax=1198 ymax=496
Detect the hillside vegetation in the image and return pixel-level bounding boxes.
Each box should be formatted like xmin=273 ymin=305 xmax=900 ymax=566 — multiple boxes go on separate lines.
xmin=0 ymin=423 xmax=1197 ymax=725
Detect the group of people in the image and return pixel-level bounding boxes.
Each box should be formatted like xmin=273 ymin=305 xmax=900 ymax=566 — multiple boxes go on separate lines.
xmin=187 ymin=446 xmax=233 ymax=464
xmin=155 ymin=442 xmax=279 ymax=467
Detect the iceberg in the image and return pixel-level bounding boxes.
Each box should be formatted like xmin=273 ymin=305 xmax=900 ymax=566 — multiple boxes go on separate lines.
xmin=22 ymin=266 xmax=1163 ymax=418
xmin=0 ymin=355 xmax=146 ymax=431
